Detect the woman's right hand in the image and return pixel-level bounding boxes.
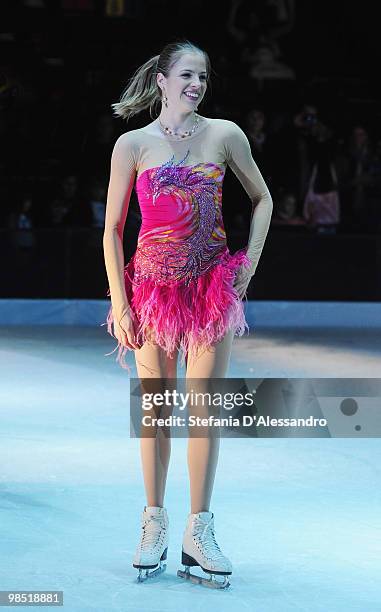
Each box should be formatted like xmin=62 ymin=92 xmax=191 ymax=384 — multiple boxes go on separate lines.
xmin=114 ymin=310 xmax=142 ymax=351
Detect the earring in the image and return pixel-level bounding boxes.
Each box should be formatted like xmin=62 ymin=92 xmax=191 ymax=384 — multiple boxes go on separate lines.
xmin=162 ymin=89 xmax=168 ymax=108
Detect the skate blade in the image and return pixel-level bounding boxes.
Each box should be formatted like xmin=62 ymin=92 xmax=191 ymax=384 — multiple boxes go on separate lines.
xmin=177 ymin=568 xmax=230 ymax=589
xmin=137 ymin=562 xmax=167 ymax=582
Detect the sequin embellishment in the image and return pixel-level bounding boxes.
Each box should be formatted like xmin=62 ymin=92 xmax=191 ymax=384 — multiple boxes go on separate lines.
xmin=134 ymin=151 xmax=227 ymax=286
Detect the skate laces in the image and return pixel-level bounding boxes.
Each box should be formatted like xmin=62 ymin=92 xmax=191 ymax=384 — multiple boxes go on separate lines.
xmin=140 ymin=514 xmax=165 ymax=551
xmin=193 ymin=516 xmax=225 ymax=561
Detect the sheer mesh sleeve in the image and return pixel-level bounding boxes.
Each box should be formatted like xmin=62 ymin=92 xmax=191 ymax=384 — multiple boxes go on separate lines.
xmin=223 ymin=120 xmax=273 ymax=276
xmin=103 ymin=133 xmax=137 ymax=323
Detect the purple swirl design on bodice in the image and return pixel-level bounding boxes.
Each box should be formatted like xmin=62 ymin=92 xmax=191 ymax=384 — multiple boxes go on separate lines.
xmin=134 ymin=151 xmax=227 ymax=286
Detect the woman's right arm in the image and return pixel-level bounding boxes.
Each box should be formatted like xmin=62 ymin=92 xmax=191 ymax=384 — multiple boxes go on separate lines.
xmin=103 ymin=133 xmax=137 ymax=332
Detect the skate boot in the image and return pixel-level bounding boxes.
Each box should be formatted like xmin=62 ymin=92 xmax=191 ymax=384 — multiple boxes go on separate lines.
xmin=133 ymin=506 xmax=169 ymax=582
xmin=177 ymin=511 xmax=232 ymax=589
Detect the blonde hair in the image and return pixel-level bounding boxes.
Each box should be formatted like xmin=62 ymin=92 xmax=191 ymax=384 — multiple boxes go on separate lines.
xmin=111 ymin=39 xmax=211 ymax=122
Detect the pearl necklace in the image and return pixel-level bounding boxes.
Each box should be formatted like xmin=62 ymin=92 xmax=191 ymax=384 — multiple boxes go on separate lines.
xmin=158 ymin=114 xmax=200 ymax=139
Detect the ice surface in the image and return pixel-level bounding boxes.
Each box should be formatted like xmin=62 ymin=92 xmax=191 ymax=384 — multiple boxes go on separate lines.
xmin=0 ymin=325 xmax=381 ymax=611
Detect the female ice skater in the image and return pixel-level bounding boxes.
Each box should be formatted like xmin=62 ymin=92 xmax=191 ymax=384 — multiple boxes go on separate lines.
xmin=103 ymin=40 xmax=273 ymax=588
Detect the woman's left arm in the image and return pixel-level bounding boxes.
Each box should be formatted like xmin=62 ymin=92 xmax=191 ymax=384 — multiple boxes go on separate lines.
xmin=223 ymin=120 xmax=273 ymax=294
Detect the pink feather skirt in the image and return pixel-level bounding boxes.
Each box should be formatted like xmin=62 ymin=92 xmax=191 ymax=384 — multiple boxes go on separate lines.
xmin=103 ymin=246 xmax=251 ymax=371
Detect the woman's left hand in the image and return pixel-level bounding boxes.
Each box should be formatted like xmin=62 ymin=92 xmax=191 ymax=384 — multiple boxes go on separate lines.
xmin=233 ymin=265 xmax=252 ymax=299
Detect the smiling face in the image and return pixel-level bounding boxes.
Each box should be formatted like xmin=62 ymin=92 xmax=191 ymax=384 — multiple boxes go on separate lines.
xmin=157 ymin=52 xmax=208 ymax=110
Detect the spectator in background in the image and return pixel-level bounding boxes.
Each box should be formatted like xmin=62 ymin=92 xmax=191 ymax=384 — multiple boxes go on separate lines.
xmin=226 ymin=0 xmax=295 ymax=67
xmin=293 ymin=105 xmax=322 ymax=201
xmin=88 ymin=178 xmax=107 ymax=228
xmin=49 ymin=174 xmax=77 ymax=226
xmin=272 ymin=104 xmax=327 ymax=209
xmin=49 ymin=173 xmax=91 ymax=227
xmin=7 ymin=194 xmax=36 ymax=249
xmin=367 ymin=139 xmax=381 ymax=231
xmin=303 ymin=124 xmax=340 ymax=234
xmin=244 ymin=40 xmax=295 ymax=91
xmin=272 ymin=189 xmax=306 ymax=227
xmin=226 ymin=0 xmax=295 ymax=92
xmin=226 ymin=0 xmax=262 ymax=67
xmin=349 ymin=126 xmax=372 ymax=211
xmin=246 ymin=109 xmax=266 ymax=151
xmin=245 ymin=108 xmax=273 ymax=184
xmin=345 ymin=126 xmax=373 ymax=230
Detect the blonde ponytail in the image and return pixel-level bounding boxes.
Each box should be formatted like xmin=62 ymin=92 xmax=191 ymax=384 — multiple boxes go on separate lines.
xmin=111 ymin=54 xmax=161 ymax=121
xmin=111 ymin=40 xmax=211 ymax=123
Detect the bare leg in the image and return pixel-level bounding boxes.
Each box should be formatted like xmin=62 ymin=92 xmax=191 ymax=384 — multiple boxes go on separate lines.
xmin=185 ymin=329 xmax=234 ymax=514
xmin=134 ymin=331 xmax=178 ymax=508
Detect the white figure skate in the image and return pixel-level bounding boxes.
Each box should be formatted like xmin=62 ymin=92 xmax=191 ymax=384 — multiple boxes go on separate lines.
xmin=177 ymin=511 xmax=232 ymax=589
xmin=133 ymin=506 xmax=169 ymax=582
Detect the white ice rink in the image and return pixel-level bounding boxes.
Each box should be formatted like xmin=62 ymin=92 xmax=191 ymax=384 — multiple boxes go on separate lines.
xmin=1 ymin=311 xmax=381 ymax=611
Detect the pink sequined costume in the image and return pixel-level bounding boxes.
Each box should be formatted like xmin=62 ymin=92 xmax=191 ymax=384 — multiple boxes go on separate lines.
xmin=103 ymin=117 xmax=273 ymax=370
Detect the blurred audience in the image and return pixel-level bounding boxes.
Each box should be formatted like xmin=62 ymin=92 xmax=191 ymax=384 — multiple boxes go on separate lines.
xmin=0 ymin=22 xmax=380 ymax=239
xmin=88 ymin=177 xmax=107 ymax=229
xmin=337 ymin=126 xmax=375 ymax=231
xmin=245 ymin=108 xmax=274 ymax=185
xmin=367 ymin=139 xmax=381 ymax=231
xmin=271 ymin=104 xmax=327 ymax=209
xmin=272 ymin=190 xmax=306 ymax=227
xmin=7 ymin=194 xmax=36 ymax=249
xmin=302 ymin=124 xmax=340 ymax=234
xmin=48 ymin=173 xmax=91 ymax=227
xmin=244 ymin=41 xmax=295 ymax=90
